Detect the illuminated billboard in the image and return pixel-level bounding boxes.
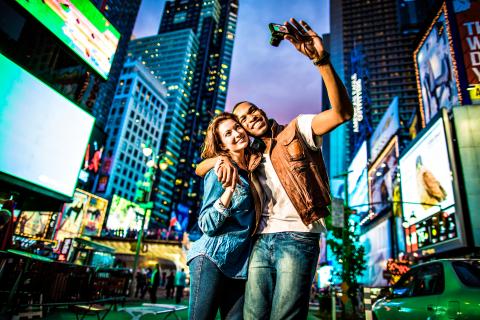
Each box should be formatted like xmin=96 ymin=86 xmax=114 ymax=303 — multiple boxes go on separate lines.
xmin=399 ymin=115 xmax=461 ymax=254
xmin=370 ymin=97 xmax=400 ymax=161
xmin=82 ymin=192 xmax=108 ymax=237
xmin=106 ymin=195 xmax=150 ymax=233
xmin=55 ymin=190 xmax=89 ymax=241
xmin=15 ymin=211 xmax=54 ymax=238
xmin=55 ymin=189 xmax=108 ymax=240
xmin=0 ymin=53 xmax=94 ymax=200
xmin=400 ymin=118 xmax=455 ymax=225
xmin=414 ymin=3 xmax=461 ymax=126
xmin=348 ymin=141 xmax=368 ymax=214
xmin=453 ymin=0 xmax=480 ymax=104
xmin=368 ymin=137 xmax=399 ymax=222
xmin=358 ymin=219 xmax=392 ymax=287
xmin=14 ymin=0 xmax=120 ymax=79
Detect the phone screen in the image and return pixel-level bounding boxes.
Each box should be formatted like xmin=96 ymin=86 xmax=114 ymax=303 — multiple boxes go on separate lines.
xmin=272 ymin=24 xmax=288 ymax=34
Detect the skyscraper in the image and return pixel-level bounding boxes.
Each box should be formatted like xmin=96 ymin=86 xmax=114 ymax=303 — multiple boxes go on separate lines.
xmin=97 ymin=59 xmax=169 ymax=202
xmin=157 ymin=0 xmax=239 ymax=220
xmin=128 ymin=30 xmax=199 ymax=218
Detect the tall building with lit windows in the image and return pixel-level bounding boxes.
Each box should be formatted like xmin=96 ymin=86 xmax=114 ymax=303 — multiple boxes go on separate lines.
xmin=97 ymin=59 xmax=168 ymax=202
xmin=328 ymin=0 xmax=441 ymax=172
xmin=157 ymin=0 xmax=239 ymax=223
xmin=127 ymin=29 xmax=199 ymax=219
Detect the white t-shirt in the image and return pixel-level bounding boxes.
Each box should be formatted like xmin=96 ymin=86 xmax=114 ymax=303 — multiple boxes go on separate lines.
xmin=256 ymin=115 xmax=326 ymax=234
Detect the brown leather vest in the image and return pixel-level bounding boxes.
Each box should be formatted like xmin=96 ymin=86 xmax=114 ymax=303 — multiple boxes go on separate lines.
xmin=248 ymin=118 xmax=331 ymax=229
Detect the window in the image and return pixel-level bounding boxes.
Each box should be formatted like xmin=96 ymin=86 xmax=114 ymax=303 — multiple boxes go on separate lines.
xmin=411 ymin=263 xmax=444 ymax=296
xmin=453 ymin=261 xmax=480 ymax=288
xmin=392 ymin=269 xmax=417 ymax=298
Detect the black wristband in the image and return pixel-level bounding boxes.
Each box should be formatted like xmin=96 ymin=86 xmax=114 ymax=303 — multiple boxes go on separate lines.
xmin=312 ymin=51 xmax=330 ymax=66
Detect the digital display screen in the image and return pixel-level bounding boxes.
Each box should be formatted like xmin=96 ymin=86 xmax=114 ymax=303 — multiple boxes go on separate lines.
xmin=106 ymin=195 xmax=149 ymax=232
xmin=414 ymin=8 xmax=460 ymax=126
xmin=399 ymin=118 xmax=455 ymax=226
xmin=0 ymin=53 xmax=94 ymax=199
xmin=348 ymin=141 xmax=368 ymax=215
xmin=359 ymin=219 xmax=392 ymax=287
xmin=368 ymin=137 xmax=399 ymax=220
xmin=14 ymin=0 xmax=120 ymax=79
xmin=82 ymin=192 xmax=108 ymax=237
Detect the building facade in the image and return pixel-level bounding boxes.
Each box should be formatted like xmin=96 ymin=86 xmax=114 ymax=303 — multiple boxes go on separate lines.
xmin=127 ymin=29 xmax=199 ymax=219
xmin=97 ymin=60 xmax=168 ymax=203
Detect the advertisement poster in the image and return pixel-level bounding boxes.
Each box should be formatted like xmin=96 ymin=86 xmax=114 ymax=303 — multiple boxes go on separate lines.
xmin=453 ymin=0 xmax=480 ymax=103
xmin=106 ymin=195 xmax=148 ymax=232
xmin=82 ymin=193 xmax=108 ymax=237
xmin=55 ymin=190 xmax=89 ymax=241
xmin=368 ymin=137 xmax=399 ymax=219
xmin=348 ymin=141 xmax=369 ymax=214
xmin=359 ymin=219 xmax=392 ymax=287
xmin=399 ymin=118 xmax=455 ymax=226
xmin=414 ymin=6 xmax=460 ymax=126
xmin=15 ymin=211 xmax=54 ymax=238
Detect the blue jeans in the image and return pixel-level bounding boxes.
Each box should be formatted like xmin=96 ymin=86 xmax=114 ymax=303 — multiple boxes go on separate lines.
xmin=189 ymin=255 xmax=245 ymax=320
xmin=244 ymin=232 xmax=320 ymax=320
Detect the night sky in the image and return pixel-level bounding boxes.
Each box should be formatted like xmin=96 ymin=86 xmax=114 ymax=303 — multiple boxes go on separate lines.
xmin=133 ymin=0 xmax=330 ymax=124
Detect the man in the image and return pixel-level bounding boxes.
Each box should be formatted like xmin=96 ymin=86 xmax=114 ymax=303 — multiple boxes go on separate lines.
xmin=196 ymin=18 xmax=352 ymax=319
xmin=165 ymin=270 xmax=175 ymax=299
xmin=149 ymin=264 xmax=161 ymax=303
xmin=174 ymin=268 xmax=187 ymax=304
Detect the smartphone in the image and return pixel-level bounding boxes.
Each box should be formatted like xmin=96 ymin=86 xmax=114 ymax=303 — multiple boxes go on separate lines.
xmin=269 ymin=23 xmax=289 ymax=47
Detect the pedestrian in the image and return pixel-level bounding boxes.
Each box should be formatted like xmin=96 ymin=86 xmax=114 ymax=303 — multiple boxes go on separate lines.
xmin=161 ymin=271 xmax=167 ymax=288
xmin=149 ymin=264 xmax=161 ymax=304
xmin=165 ymin=270 xmax=175 ymax=299
xmin=186 ymin=113 xmax=258 ymax=319
xmin=174 ymin=268 xmax=187 ymax=304
xmin=134 ymin=268 xmax=146 ymax=298
xmin=196 ymin=18 xmax=353 ymax=319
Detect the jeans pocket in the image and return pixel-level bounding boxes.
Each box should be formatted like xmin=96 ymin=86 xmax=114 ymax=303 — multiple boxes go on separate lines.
xmin=288 ymin=232 xmax=320 ymax=244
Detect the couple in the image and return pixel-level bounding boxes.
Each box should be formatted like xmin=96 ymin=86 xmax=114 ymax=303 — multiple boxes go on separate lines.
xmin=187 ymin=18 xmax=353 ymax=319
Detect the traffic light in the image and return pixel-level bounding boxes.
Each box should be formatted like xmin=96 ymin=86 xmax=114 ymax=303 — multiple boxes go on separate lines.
xmin=135 ymin=188 xmax=147 ymax=203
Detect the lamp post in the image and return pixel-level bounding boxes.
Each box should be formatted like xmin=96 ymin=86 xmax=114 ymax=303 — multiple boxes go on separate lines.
xmin=130 ymin=141 xmax=166 ymax=296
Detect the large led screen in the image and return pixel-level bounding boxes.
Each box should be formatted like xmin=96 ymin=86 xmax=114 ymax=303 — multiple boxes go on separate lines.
xmin=348 ymin=141 xmax=368 ymax=215
xmin=15 ymin=0 xmax=120 ymax=79
xmin=399 ymin=117 xmax=456 ymax=226
xmin=414 ymin=5 xmax=460 ymax=126
xmin=0 ymin=53 xmax=94 ymax=199
xmin=106 ymin=195 xmax=150 ymax=233
xmin=368 ymin=137 xmax=399 ymax=219
xmin=359 ymin=219 xmax=392 ymax=287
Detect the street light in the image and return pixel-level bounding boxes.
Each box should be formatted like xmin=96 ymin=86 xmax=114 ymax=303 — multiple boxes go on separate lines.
xmin=130 ymin=141 xmax=167 ymax=296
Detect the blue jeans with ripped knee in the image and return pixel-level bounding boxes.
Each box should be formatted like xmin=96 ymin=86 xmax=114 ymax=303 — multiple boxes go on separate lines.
xmin=243 ymin=232 xmax=320 ymax=320
xmin=189 ymin=255 xmax=246 ymax=320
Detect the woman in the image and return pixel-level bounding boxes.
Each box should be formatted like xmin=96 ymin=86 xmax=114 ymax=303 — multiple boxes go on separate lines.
xmin=187 ymin=113 xmax=256 ymax=320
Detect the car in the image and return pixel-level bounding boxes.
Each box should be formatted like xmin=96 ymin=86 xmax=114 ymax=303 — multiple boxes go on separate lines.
xmin=372 ymin=259 xmax=480 ymax=320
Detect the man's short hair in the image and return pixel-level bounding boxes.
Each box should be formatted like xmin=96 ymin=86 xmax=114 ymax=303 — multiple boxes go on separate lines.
xmin=232 ymin=101 xmax=251 ymax=114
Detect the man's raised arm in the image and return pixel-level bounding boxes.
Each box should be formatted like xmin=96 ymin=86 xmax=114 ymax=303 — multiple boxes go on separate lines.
xmin=195 ymin=156 xmax=238 ymax=189
xmin=284 ymin=18 xmax=353 ymax=136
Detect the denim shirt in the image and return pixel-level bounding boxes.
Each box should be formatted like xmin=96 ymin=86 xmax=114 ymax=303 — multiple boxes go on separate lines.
xmin=187 ymin=168 xmax=254 ymax=279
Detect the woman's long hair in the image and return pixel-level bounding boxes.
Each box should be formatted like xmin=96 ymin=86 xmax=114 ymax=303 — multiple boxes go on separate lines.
xmin=201 ymin=113 xmax=244 ymax=159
